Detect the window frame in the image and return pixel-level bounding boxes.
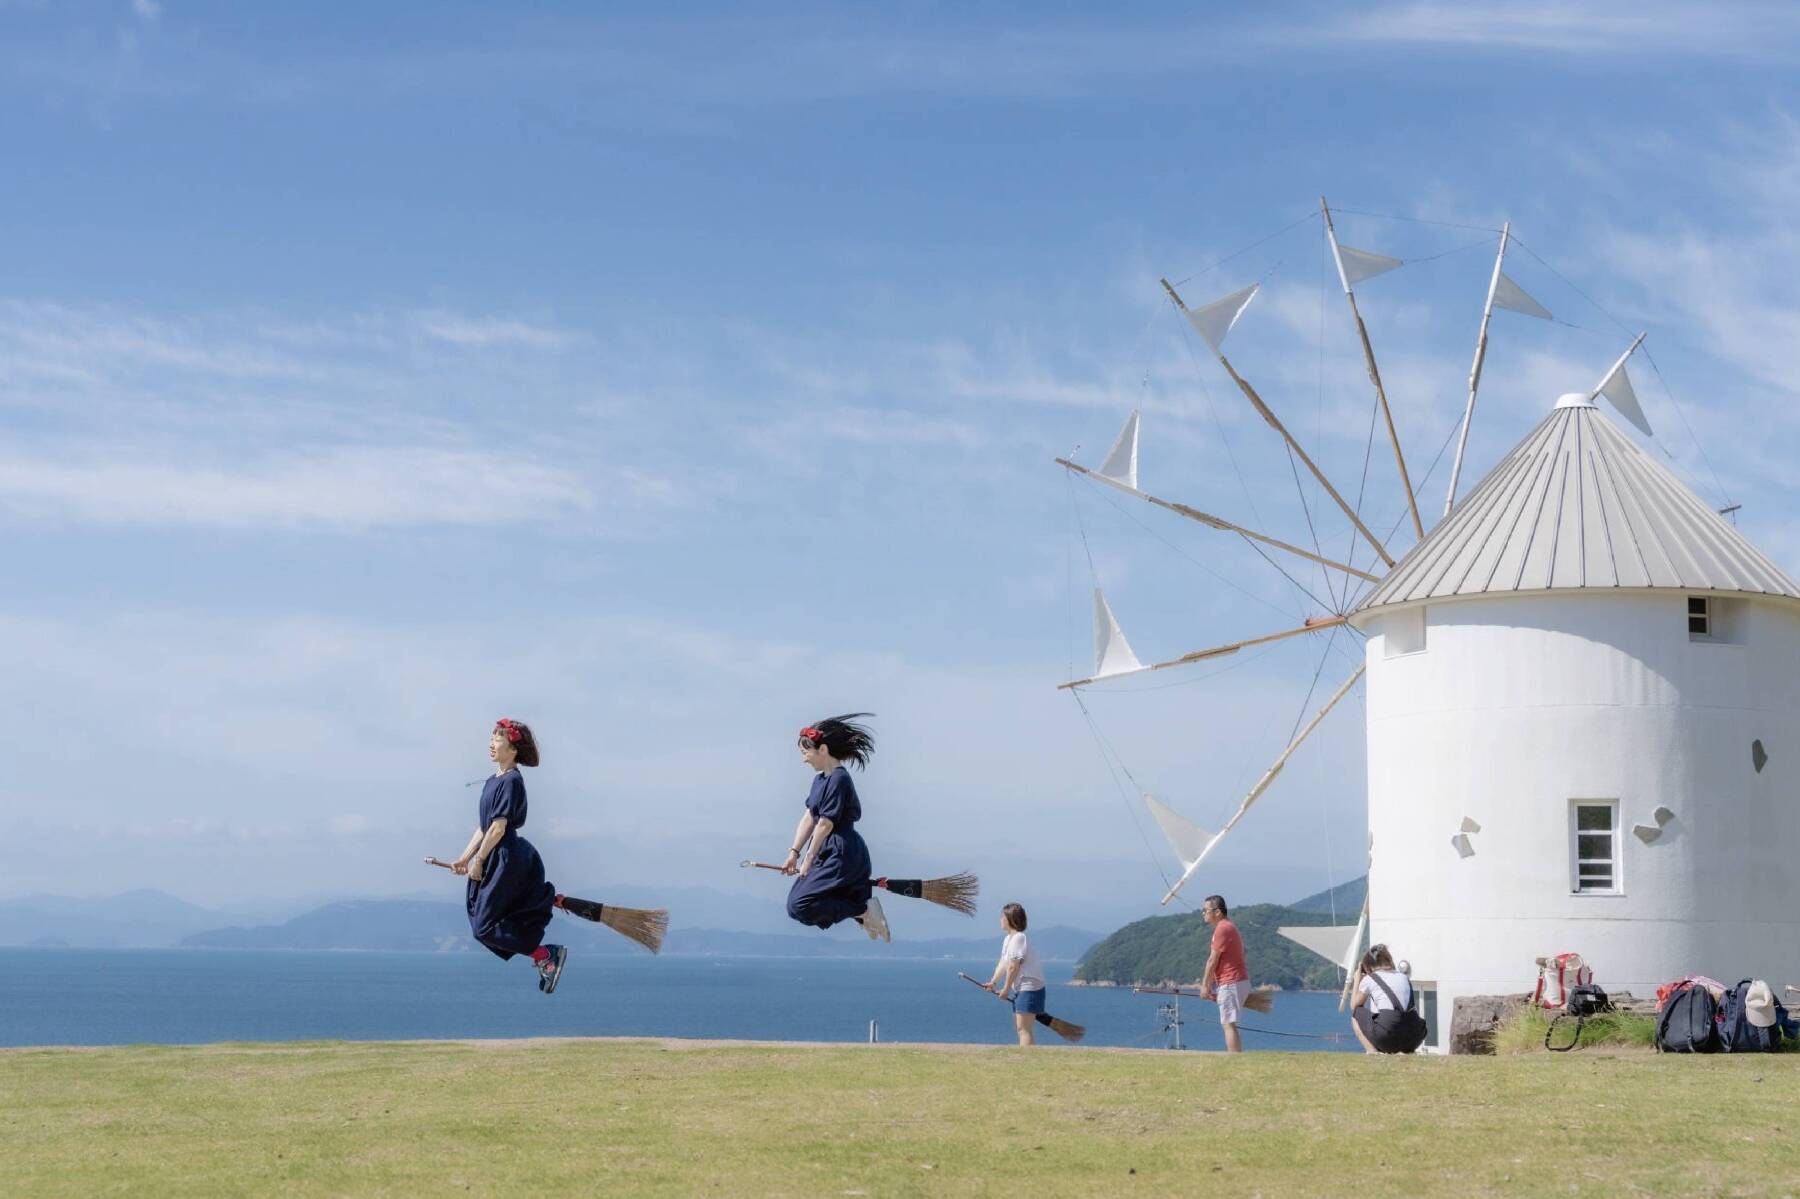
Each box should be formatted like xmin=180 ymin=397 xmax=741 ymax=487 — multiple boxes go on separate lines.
xmin=1569 ymin=799 xmax=1622 ymax=895
xmin=1688 ymin=595 xmax=1710 ymax=639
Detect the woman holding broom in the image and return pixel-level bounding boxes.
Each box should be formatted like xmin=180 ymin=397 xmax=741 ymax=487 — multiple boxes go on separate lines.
xmin=981 ymin=903 xmax=1046 ymax=1046
xmin=780 ymin=714 xmax=890 ymax=941
xmin=431 ymin=719 xmax=668 ymax=986
xmin=443 ymin=719 xmax=570 ymax=992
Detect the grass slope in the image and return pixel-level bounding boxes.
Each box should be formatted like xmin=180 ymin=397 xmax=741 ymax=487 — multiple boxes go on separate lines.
xmin=5 ymin=1040 xmax=1798 ymax=1197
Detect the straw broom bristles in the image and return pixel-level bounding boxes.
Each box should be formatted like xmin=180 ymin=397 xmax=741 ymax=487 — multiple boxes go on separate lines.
xmin=877 ymin=872 xmax=979 ymax=916
xmin=555 ymin=894 xmax=669 ymax=954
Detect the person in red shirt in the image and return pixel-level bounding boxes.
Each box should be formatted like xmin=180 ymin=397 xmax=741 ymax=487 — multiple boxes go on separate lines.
xmin=1200 ymin=894 xmax=1250 ymax=1053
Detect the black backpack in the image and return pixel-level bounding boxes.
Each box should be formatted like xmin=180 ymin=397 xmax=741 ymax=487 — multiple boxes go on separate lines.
xmin=1545 ymin=984 xmax=1612 ymax=1051
xmin=1719 ymin=980 xmax=1782 ymax=1053
xmin=1656 ymin=983 xmax=1720 ymax=1054
xmin=1366 ymin=972 xmax=1429 ymax=1053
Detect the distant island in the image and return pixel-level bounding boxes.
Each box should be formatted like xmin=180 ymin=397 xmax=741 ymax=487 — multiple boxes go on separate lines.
xmin=178 ymin=899 xmax=1103 ymax=962
xmin=1074 ymin=877 xmax=1366 ymax=991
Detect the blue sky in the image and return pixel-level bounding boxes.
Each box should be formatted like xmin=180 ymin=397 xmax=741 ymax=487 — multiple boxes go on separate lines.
xmin=5 ymin=1 xmax=1799 ymax=933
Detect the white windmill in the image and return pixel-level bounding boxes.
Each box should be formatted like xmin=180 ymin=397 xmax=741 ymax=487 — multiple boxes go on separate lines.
xmin=1059 ymin=199 xmax=1800 ymax=1049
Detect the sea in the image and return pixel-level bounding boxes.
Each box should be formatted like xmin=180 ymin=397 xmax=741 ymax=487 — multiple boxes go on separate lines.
xmin=0 ymin=950 xmax=1356 ymax=1052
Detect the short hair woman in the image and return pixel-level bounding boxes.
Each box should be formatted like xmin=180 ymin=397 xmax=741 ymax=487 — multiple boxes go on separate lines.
xmin=448 ymin=719 xmax=568 ymax=993
xmin=980 ymin=903 xmax=1045 ymax=1046
xmin=781 ymin=714 xmax=889 ymax=941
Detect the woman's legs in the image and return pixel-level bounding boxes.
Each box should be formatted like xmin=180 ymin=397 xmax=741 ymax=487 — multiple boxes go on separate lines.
xmin=1352 ymin=1007 xmax=1378 ymax=1054
xmin=1014 ymin=1012 xmax=1035 ymax=1046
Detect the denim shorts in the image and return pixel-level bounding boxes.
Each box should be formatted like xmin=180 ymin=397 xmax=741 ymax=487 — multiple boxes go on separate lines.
xmin=1012 ymin=987 xmax=1046 ymax=1015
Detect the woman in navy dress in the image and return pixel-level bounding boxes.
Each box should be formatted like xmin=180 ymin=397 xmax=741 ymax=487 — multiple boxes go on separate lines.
xmin=781 ymin=713 xmax=889 ymax=942
xmin=448 ymin=719 xmax=568 ymax=993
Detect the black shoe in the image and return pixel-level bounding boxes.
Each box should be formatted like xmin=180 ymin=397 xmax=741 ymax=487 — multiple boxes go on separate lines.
xmin=537 ymin=945 xmax=568 ymax=995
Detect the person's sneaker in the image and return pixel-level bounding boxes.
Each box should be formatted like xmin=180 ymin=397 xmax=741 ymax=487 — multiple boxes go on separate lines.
xmin=860 ymin=896 xmax=890 ymax=943
xmin=536 ymin=945 xmax=568 ymax=994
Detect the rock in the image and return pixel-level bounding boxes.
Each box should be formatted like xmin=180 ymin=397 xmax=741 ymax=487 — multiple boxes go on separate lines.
xmin=1449 ymin=994 xmax=1527 ymax=1055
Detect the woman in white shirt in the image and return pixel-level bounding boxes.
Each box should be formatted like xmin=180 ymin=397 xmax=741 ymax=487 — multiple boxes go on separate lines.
xmin=982 ymin=903 xmax=1046 ymax=1046
xmin=1350 ymin=944 xmax=1427 ymax=1054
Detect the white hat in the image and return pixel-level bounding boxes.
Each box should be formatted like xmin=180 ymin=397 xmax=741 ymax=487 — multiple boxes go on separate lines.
xmin=1746 ymin=981 xmax=1777 ymax=1028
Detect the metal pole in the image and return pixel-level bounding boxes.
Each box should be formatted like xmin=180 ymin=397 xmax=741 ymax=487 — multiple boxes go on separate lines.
xmin=1321 ymin=197 xmax=1424 ymax=540
xmin=1445 ymin=222 xmax=1510 ymax=517
xmin=868 ymin=1019 xmax=878 ymax=1044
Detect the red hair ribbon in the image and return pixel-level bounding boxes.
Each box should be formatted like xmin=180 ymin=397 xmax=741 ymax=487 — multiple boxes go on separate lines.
xmin=494 ymin=719 xmax=524 ymax=745
xmin=799 ymin=726 xmax=824 ymax=743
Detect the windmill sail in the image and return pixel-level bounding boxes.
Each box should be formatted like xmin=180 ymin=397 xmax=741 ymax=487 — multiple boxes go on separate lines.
xmin=1097 ymin=410 xmax=1139 ymax=490
xmin=1183 ymin=283 xmax=1259 ymax=353
xmin=1492 ymin=271 xmax=1552 ymax=320
xmin=1332 ymin=243 xmax=1403 ymax=289
xmin=1143 ymin=794 xmax=1217 ymax=875
xmin=1092 ymin=589 xmax=1142 ymax=678
xmin=1591 ymin=333 xmax=1652 ymax=436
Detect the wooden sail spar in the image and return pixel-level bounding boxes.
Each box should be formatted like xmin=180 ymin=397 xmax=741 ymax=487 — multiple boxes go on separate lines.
xmin=1320 ymin=196 xmax=1424 ymax=540
xmin=1158 ymin=278 xmax=1397 ymax=568
xmin=1055 ymin=457 xmax=1380 ymax=583
xmin=1445 ymin=222 xmax=1512 ymax=517
xmin=1060 ymin=615 xmax=1346 ymax=690
xmin=1157 ymin=663 xmax=1366 ymax=906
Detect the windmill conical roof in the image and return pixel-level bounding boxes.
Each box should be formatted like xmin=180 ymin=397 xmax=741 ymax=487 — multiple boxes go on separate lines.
xmin=1355 ymin=396 xmax=1800 ymax=615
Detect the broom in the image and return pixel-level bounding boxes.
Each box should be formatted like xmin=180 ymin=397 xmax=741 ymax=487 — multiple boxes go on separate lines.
xmin=738 ymin=860 xmax=979 ymax=916
xmin=424 ymin=857 xmax=669 ymax=954
xmin=1133 ymin=982 xmax=1274 ymax=1014
xmin=958 ymin=972 xmax=1085 ymax=1042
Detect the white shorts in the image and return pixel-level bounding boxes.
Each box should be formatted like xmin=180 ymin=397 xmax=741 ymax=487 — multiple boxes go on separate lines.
xmin=1216 ymin=980 xmax=1251 ymax=1025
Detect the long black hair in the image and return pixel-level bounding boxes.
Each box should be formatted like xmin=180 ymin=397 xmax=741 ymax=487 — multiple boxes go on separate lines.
xmin=798 ymin=713 xmax=876 ymax=770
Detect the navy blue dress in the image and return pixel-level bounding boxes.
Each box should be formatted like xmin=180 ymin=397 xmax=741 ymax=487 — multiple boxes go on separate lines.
xmin=465 ymin=768 xmax=556 ymax=960
xmin=786 ymin=766 xmax=873 ymax=930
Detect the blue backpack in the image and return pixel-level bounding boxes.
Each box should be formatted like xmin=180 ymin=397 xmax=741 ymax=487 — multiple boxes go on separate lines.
xmin=1719 ymin=980 xmax=1790 ymax=1053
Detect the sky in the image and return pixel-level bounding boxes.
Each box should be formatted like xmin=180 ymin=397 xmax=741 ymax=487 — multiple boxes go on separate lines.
xmin=4 ymin=1 xmax=1800 ymax=934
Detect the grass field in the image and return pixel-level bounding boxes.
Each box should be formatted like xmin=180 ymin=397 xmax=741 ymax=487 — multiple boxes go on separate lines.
xmin=4 ymin=1038 xmax=1797 ymax=1197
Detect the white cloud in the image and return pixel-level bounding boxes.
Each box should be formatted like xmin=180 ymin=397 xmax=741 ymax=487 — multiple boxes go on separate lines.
xmin=0 ymin=441 xmax=602 ymax=530
xmin=131 ymin=0 xmax=160 ymax=20
xmin=1299 ymin=0 xmax=1800 ymax=57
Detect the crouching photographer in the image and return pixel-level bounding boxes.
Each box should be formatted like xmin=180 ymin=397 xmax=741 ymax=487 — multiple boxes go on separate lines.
xmin=1350 ymin=944 xmax=1429 ymax=1054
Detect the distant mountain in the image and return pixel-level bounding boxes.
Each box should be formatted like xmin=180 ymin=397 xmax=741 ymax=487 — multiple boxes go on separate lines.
xmin=179 ymin=897 xmax=1102 ymax=961
xmin=1287 ymin=875 xmax=1367 ymax=916
xmin=0 ymin=889 xmax=236 ymax=949
xmin=1075 ymin=878 xmax=1368 ymax=990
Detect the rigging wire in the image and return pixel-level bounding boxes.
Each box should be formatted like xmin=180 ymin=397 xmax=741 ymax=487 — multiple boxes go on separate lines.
xmin=1078 ymin=476 xmax=1313 ymax=624
xmin=1071 ymin=691 xmax=1190 ymax=905
xmin=1168 ymin=208 xmax=1319 ymax=289
xmin=1508 ymin=234 xmax=1732 ymax=509
xmin=1642 ymin=346 xmax=1735 ymax=511
xmin=1325 ymin=207 xmax=1504 ymax=235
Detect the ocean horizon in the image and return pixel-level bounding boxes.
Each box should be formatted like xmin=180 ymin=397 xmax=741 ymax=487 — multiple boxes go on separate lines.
xmin=0 ymin=949 xmax=1358 ymax=1053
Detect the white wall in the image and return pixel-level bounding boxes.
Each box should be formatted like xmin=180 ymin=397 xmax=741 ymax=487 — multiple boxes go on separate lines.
xmin=1353 ymin=590 xmax=1800 ymax=1049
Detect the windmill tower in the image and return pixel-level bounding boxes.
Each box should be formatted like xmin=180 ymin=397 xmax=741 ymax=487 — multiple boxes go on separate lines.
xmin=1352 ymin=390 xmax=1800 ymax=1048
xmin=1058 ymin=202 xmax=1800 ymax=1050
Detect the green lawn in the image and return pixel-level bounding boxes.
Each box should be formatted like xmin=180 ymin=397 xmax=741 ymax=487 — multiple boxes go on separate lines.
xmin=3 ymin=1038 xmax=1796 ymax=1197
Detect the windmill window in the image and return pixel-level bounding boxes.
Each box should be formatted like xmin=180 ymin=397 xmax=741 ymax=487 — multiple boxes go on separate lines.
xmin=1688 ymin=596 xmax=1710 ymax=638
xmin=1570 ymin=800 xmax=1621 ymax=895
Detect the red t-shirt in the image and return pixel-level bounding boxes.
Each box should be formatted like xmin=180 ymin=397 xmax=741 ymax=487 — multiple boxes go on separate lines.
xmin=1211 ymin=918 xmax=1248 ymax=984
